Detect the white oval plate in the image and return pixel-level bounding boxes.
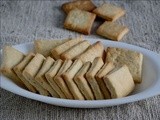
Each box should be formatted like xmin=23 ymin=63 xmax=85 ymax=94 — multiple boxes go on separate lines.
xmin=1 ymin=38 xmax=160 ymax=108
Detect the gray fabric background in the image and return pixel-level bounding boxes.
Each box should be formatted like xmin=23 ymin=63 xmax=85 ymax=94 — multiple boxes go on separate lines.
xmin=0 ymin=0 xmax=160 ymax=120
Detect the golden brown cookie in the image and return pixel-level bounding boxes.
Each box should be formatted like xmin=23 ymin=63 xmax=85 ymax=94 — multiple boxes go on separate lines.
xmin=13 ymin=52 xmax=37 ymax=92
xmin=1 ymin=46 xmax=25 ymax=87
xmin=76 ymin=41 xmax=104 ymax=63
xmin=103 ymin=65 xmax=135 ymax=98
xmin=62 ymin=59 xmax=84 ymax=100
xmin=60 ymin=40 xmax=90 ymax=60
xmin=22 ymin=53 xmax=49 ymax=96
xmin=93 ymin=3 xmax=125 ymax=21
xmin=35 ymin=57 xmax=59 ymax=98
xmin=106 ymin=47 xmax=143 ymax=83
xmin=74 ymin=62 xmax=94 ymax=100
xmin=51 ymin=36 xmax=83 ymax=59
xmin=45 ymin=59 xmax=66 ymax=98
xmin=34 ymin=39 xmax=70 ymax=57
xmin=96 ymin=21 xmax=129 ymax=41
xmin=95 ymin=62 xmax=115 ymax=99
xmin=62 ymin=0 xmax=96 ymax=13
xmin=64 ymin=9 xmax=96 ymax=35
xmin=86 ymin=57 xmax=104 ymax=100
xmin=54 ymin=60 xmax=73 ymax=99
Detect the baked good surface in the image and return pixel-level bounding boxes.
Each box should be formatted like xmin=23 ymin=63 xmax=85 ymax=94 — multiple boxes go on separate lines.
xmin=64 ymin=9 xmax=96 ymax=35
xmin=106 ymin=47 xmax=143 ymax=83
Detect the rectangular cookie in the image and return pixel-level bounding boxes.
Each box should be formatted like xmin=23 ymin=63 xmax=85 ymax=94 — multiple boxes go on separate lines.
xmin=97 ymin=21 xmax=129 ymax=41
xmin=74 ymin=61 xmax=94 ymax=100
xmin=60 ymin=40 xmax=90 ymax=60
xmin=76 ymin=41 xmax=104 ymax=63
xmin=45 ymin=59 xmax=66 ymax=98
xmin=106 ymin=47 xmax=143 ymax=83
xmin=51 ymin=36 xmax=83 ymax=59
xmin=35 ymin=57 xmax=59 ymax=98
xmin=62 ymin=59 xmax=84 ymax=100
xmin=93 ymin=3 xmax=125 ymax=21
xmin=103 ymin=65 xmax=135 ymax=98
xmin=86 ymin=57 xmax=104 ymax=100
xmin=34 ymin=39 xmax=70 ymax=57
xmin=62 ymin=0 xmax=96 ymax=13
xmin=54 ymin=60 xmax=73 ymax=99
xmin=13 ymin=52 xmax=37 ymax=92
xmin=95 ymin=62 xmax=115 ymax=99
xmin=22 ymin=53 xmax=49 ymax=96
xmin=1 ymin=46 xmax=25 ymax=87
xmin=64 ymin=9 xmax=96 ymax=35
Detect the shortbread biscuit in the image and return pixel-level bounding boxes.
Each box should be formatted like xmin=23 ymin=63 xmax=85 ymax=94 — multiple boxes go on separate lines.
xmin=93 ymin=3 xmax=125 ymax=21
xmin=64 ymin=9 xmax=96 ymax=35
xmin=86 ymin=57 xmax=104 ymax=100
xmin=76 ymin=41 xmax=104 ymax=63
xmin=62 ymin=59 xmax=84 ymax=100
xmin=106 ymin=47 xmax=143 ymax=83
xmin=103 ymin=65 xmax=135 ymax=98
xmin=23 ymin=53 xmax=49 ymax=96
xmin=13 ymin=53 xmax=37 ymax=92
xmin=60 ymin=40 xmax=90 ymax=60
xmin=54 ymin=60 xmax=73 ymax=99
xmin=34 ymin=39 xmax=70 ymax=57
xmin=62 ymin=0 xmax=96 ymax=13
xmin=51 ymin=36 xmax=83 ymax=59
xmin=97 ymin=21 xmax=129 ymax=41
xmin=95 ymin=62 xmax=115 ymax=99
xmin=74 ymin=62 xmax=94 ymax=100
xmin=45 ymin=59 xmax=66 ymax=98
xmin=35 ymin=57 xmax=59 ymax=98
xmin=1 ymin=46 xmax=25 ymax=87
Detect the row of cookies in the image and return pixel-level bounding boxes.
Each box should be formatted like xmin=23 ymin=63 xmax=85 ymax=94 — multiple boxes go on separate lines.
xmin=61 ymin=0 xmax=129 ymax=41
xmin=34 ymin=36 xmax=104 ymax=63
xmin=1 ymin=38 xmax=143 ymax=100
xmin=0 ymin=46 xmax=135 ymax=100
xmin=34 ymin=36 xmax=143 ymax=83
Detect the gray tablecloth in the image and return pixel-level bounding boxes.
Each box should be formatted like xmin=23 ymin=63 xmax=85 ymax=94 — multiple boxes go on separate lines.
xmin=0 ymin=0 xmax=160 ymax=120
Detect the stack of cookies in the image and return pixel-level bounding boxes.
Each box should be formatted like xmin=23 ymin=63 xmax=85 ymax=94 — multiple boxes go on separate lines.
xmin=62 ymin=0 xmax=129 ymax=41
xmin=1 ymin=36 xmax=143 ymax=100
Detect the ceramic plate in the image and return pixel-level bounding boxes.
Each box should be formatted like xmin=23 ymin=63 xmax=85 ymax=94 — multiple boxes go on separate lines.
xmin=1 ymin=38 xmax=160 ymax=108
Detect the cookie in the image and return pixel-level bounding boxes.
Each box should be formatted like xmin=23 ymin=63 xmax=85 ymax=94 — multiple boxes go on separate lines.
xmin=34 ymin=39 xmax=70 ymax=57
xmin=54 ymin=60 xmax=73 ymax=99
xmin=62 ymin=0 xmax=96 ymax=13
xmin=62 ymin=59 xmax=84 ymax=100
xmin=76 ymin=41 xmax=104 ymax=63
xmin=13 ymin=52 xmax=37 ymax=92
xmin=35 ymin=57 xmax=59 ymax=97
xmin=51 ymin=36 xmax=83 ymax=59
xmin=96 ymin=21 xmax=129 ymax=41
xmin=74 ymin=61 xmax=94 ymax=100
xmin=93 ymin=3 xmax=125 ymax=21
xmin=106 ymin=47 xmax=143 ymax=83
xmin=1 ymin=46 xmax=25 ymax=87
xmin=103 ymin=65 xmax=135 ymax=98
xmin=45 ymin=59 xmax=66 ymax=98
xmin=60 ymin=40 xmax=90 ymax=60
xmin=95 ymin=62 xmax=115 ymax=99
xmin=86 ymin=57 xmax=104 ymax=100
xmin=22 ymin=53 xmax=49 ymax=96
xmin=64 ymin=9 xmax=96 ymax=35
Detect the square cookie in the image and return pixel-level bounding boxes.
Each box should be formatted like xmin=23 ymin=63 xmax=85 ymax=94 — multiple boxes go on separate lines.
xmin=106 ymin=47 xmax=143 ymax=83
xmin=62 ymin=0 xmax=96 ymax=13
xmin=93 ymin=3 xmax=125 ymax=21
xmin=97 ymin=21 xmax=129 ymax=41
xmin=103 ymin=65 xmax=135 ymax=98
xmin=64 ymin=9 xmax=96 ymax=35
